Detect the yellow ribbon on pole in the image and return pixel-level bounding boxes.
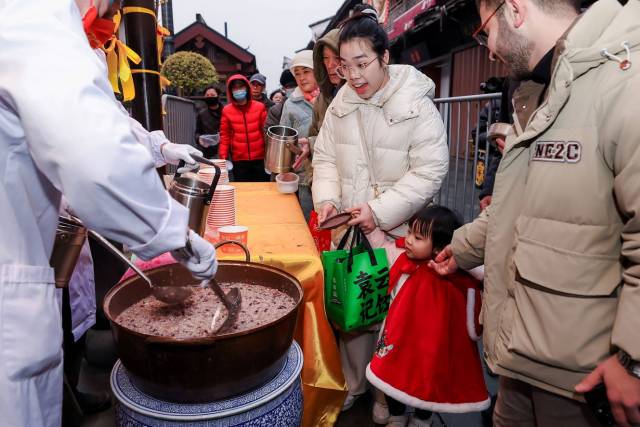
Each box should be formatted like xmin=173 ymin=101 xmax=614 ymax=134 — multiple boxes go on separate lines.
xmin=122 ymin=6 xmax=156 ymax=19
xmin=121 ymin=6 xmax=172 ymax=83
xmin=156 ymin=24 xmax=170 ymax=65
xmin=109 ymin=7 xmax=172 ymax=96
xmin=101 ymin=11 xmax=142 ymax=101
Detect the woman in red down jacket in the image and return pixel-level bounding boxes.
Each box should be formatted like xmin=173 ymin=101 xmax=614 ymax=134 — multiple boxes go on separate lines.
xmin=219 ymin=74 xmax=269 ymax=182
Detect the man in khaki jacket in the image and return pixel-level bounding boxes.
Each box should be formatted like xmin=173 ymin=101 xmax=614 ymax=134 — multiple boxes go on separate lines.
xmin=431 ymin=0 xmax=640 ymax=425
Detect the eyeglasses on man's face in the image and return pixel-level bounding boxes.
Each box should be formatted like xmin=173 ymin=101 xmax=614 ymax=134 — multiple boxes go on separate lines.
xmin=472 ymin=0 xmax=505 ymax=47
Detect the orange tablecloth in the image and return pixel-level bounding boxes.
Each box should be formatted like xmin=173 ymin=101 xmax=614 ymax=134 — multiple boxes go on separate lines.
xmin=214 ymin=183 xmax=347 ymax=427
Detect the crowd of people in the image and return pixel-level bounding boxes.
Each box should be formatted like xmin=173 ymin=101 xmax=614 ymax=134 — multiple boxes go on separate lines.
xmin=177 ymin=1 xmax=640 ymax=426
xmin=1 ymin=0 xmax=639 ymax=426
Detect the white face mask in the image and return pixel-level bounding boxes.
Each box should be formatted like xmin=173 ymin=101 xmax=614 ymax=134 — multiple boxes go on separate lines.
xmin=284 ymin=87 xmax=295 ymax=97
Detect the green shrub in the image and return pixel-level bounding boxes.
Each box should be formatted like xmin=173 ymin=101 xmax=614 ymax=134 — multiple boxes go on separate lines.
xmin=161 ymin=51 xmax=218 ymax=96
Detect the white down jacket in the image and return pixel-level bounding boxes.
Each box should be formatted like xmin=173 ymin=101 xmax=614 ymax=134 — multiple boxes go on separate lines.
xmin=312 ymin=65 xmax=449 ymax=235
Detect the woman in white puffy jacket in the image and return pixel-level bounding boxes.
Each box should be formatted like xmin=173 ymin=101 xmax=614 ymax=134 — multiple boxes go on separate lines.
xmin=311 ymin=5 xmax=449 ymax=423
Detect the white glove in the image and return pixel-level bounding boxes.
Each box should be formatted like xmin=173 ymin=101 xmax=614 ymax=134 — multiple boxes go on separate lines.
xmin=171 ymin=230 xmax=218 ymax=281
xmin=161 ymin=143 xmax=203 ymax=173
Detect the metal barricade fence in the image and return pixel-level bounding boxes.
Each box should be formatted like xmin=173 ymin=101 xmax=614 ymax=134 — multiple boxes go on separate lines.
xmin=433 ymin=93 xmax=501 ymax=223
xmin=159 ymin=92 xmax=498 ymax=223
xmin=162 ymin=94 xmax=198 ymax=174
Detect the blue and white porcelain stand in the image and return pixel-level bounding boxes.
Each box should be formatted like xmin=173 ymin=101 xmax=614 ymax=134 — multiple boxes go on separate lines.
xmin=111 ymin=341 xmax=303 ymax=427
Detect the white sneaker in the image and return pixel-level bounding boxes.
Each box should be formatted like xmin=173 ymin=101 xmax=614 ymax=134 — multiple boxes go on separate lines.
xmin=386 ymin=415 xmax=409 ymax=427
xmin=408 ymin=414 xmax=433 ymax=427
xmin=341 ymin=393 xmax=360 ymax=412
xmin=372 ymin=400 xmax=390 ymax=424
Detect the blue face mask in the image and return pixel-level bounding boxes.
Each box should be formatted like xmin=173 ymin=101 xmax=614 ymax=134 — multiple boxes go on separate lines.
xmin=232 ymin=89 xmax=247 ymax=101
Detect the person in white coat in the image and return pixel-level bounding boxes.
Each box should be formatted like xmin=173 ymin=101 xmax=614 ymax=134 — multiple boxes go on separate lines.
xmin=0 ymin=1 xmax=218 ymax=426
xmin=63 ymin=4 xmax=204 ymax=396
xmin=311 ymin=5 xmax=449 ymax=424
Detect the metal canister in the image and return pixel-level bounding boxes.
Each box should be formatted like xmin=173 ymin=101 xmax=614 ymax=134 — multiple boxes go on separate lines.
xmin=264 ymin=126 xmax=299 ymax=174
xmin=50 ymin=216 xmax=87 ymax=288
xmin=168 ymin=161 xmax=221 ymax=235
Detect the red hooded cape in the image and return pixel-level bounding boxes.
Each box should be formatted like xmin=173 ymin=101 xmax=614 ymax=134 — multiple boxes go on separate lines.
xmin=366 ymin=253 xmax=490 ymax=413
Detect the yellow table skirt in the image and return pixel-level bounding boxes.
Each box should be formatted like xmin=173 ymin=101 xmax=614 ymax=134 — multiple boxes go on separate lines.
xmin=213 ymin=183 xmax=347 ymax=427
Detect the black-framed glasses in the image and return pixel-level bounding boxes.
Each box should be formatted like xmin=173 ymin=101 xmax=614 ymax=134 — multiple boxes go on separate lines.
xmin=336 ymin=56 xmax=378 ymax=80
xmin=472 ymin=0 xmax=505 ymax=47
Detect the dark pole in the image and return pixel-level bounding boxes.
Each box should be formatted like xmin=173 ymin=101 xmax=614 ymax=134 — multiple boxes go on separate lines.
xmin=122 ymin=0 xmax=162 ymax=131
xmin=161 ymin=0 xmax=175 ymax=56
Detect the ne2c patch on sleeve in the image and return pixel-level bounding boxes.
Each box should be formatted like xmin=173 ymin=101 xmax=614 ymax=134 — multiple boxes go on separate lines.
xmin=532 ymin=141 xmax=582 ymax=163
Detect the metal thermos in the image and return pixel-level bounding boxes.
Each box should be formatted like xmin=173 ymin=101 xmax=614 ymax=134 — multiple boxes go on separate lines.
xmin=50 ymin=216 xmax=87 ymax=288
xmin=264 ymin=125 xmax=299 ymax=174
xmin=168 ymin=157 xmax=221 ymax=236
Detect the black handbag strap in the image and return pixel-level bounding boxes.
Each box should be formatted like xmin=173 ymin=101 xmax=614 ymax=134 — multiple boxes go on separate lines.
xmin=337 ymin=225 xmax=355 ymax=250
xmin=347 ymin=227 xmax=378 ymax=273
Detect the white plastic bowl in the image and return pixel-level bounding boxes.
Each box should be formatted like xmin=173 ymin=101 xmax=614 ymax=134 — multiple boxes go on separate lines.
xmin=275 ymin=173 xmax=299 ymax=194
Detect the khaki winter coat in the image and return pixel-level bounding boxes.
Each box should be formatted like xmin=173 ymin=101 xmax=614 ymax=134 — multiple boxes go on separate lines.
xmin=312 ymin=64 xmax=449 ymax=236
xmin=451 ymin=0 xmax=640 ymax=399
xmin=308 ymin=28 xmax=341 ymax=151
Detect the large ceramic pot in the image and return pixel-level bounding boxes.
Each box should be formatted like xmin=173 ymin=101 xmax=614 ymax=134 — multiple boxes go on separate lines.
xmin=112 ymin=342 xmax=304 ymax=427
xmin=103 ymin=261 xmax=303 ymax=403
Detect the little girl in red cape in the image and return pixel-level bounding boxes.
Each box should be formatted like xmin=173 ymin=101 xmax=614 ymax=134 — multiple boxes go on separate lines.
xmin=366 ymin=205 xmax=490 ymax=427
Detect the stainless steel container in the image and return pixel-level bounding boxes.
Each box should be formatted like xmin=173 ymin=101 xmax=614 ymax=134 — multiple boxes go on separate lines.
xmin=264 ymin=126 xmax=299 ymax=174
xmin=168 ymin=163 xmax=221 ymax=235
xmin=50 ymin=216 xmax=87 ymax=288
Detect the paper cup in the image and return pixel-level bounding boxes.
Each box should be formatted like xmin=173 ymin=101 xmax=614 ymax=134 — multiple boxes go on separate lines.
xmin=218 ymin=225 xmax=248 ymax=254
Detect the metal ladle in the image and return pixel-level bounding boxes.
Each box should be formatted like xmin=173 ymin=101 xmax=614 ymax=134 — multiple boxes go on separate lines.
xmin=87 ymin=229 xmax=194 ymax=305
xmin=91 ymin=230 xmax=247 ymax=332
xmin=201 ymin=241 xmax=249 ymax=334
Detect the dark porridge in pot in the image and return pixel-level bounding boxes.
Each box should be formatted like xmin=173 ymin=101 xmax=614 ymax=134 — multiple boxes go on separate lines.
xmin=115 ymin=282 xmax=296 ymax=338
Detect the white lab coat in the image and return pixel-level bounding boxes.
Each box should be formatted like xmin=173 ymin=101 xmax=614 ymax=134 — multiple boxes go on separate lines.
xmin=0 ymin=1 xmax=190 ymax=426
xmin=65 ymin=51 xmax=172 ymax=342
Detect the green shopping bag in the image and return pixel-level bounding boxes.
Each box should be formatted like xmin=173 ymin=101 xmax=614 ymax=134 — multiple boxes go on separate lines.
xmin=322 ymin=226 xmax=390 ymax=332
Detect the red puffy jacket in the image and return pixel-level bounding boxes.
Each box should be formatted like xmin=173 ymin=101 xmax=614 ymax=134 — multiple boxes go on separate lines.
xmin=219 ymin=74 xmax=267 ymax=161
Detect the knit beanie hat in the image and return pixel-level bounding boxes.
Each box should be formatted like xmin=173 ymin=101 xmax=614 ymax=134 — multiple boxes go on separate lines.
xmin=289 ymin=50 xmax=314 ymax=72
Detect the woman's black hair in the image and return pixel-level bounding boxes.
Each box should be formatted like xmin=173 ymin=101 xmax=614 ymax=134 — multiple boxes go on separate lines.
xmin=203 ymin=86 xmax=218 ymax=95
xmin=338 ymin=4 xmax=389 ymax=60
xmin=269 ymin=89 xmax=284 ymax=101
xmin=408 ymin=205 xmax=462 ymax=253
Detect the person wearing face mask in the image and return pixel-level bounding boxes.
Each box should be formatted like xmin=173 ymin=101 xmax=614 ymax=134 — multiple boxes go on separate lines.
xmin=265 ymin=69 xmax=298 ymax=133
xmin=83 ymin=0 xmax=203 ymax=174
xmin=59 ymin=3 xmax=207 ymax=421
xmin=311 ymin=4 xmax=449 ymax=420
xmin=0 ymin=1 xmax=219 ymax=426
xmin=195 ymin=86 xmax=224 ymax=159
xmin=219 ymin=75 xmax=269 ymax=182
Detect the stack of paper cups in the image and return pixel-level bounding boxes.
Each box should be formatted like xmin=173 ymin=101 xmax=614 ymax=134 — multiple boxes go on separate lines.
xmin=198 ymin=160 xmax=229 ymax=185
xmin=205 ymin=185 xmax=236 ymax=241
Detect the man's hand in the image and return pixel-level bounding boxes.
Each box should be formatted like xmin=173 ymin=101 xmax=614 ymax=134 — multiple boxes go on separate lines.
xmin=575 ymin=354 xmax=640 ymax=427
xmin=346 ymin=203 xmax=376 ymax=234
xmin=480 ymin=195 xmax=492 ymax=212
xmin=293 ymin=137 xmax=310 ymax=170
xmin=171 ymin=230 xmax=218 ymax=281
xmin=161 ymin=143 xmax=202 ymax=173
xmin=428 ymin=244 xmax=458 ymax=275
xmin=317 ymin=203 xmax=337 ymax=223
xmin=495 ymin=136 xmax=506 ymax=154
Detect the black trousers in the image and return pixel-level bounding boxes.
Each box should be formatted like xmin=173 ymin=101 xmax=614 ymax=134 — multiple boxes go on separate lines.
xmin=232 ymin=160 xmax=270 ymax=182
xmin=386 ymin=394 xmax=432 ymax=420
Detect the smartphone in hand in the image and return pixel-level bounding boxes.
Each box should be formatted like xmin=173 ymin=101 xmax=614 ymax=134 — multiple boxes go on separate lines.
xmin=584 ymin=383 xmax=616 ymax=426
